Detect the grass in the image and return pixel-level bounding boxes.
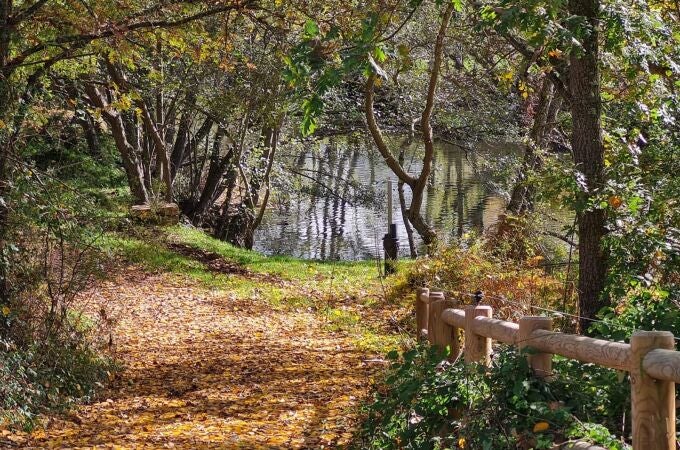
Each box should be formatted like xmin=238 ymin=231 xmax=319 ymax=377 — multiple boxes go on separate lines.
xmin=97 ymin=224 xmax=412 ymax=354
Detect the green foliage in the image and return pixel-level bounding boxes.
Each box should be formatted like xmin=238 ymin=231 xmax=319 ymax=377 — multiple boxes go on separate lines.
xmin=0 ymin=148 xmax=119 ymax=430
xmin=0 ymin=337 xmax=115 ymax=431
xmin=356 ymin=346 xmax=627 ymax=449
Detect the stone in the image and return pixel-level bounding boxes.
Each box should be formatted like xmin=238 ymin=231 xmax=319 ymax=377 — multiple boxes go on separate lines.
xmin=130 ymin=203 xmax=180 ymax=225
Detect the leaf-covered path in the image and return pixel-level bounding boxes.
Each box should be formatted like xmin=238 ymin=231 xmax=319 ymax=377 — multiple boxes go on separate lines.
xmin=26 ymin=254 xmax=398 ymax=449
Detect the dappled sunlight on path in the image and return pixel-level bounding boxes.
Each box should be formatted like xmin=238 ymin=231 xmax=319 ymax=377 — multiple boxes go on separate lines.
xmin=27 ymin=270 xmax=377 ymax=449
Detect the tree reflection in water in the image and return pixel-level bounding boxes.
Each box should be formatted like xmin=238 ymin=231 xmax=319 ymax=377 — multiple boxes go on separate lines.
xmin=254 ymin=134 xmax=517 ymax=260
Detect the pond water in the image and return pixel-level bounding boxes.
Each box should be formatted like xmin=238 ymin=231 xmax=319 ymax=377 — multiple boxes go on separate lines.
xmin=253 ymin=134 xmax=527 ymax=260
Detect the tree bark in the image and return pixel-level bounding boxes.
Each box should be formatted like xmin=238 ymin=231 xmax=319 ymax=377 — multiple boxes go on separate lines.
xmin=85 ymin=84 xmax=149 ymax=204
xmin=568 ymin=0 xmax=608 ymax=331
xmin=398 ymin=139 xmax=417 ymax=258
xmin=187 ymin=127 xmax=236 ymax=223
xmin=138 ymin=100 xmax=172 ymax=202
xmin=252 ymin=127 xmax=279 ymax=232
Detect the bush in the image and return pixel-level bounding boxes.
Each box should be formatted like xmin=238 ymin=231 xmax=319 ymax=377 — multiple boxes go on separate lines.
xmin=0 ymin=152 xmax=118 ymax=430
xmin=355 ymin=345 xmax=627 ymax=450
xmin=0 ymin=337 xmax=114 ymax=430
xmin=390 ymin=242 xmax=574 ymax=328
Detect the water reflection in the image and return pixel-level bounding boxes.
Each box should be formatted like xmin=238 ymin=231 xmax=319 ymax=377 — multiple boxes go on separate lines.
xmin=253 ymin=134 xmax=516 ymax=260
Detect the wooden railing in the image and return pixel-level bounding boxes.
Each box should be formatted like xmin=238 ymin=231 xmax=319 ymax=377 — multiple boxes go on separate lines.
xmin=416 ymin=287 xmax=680 ymax=450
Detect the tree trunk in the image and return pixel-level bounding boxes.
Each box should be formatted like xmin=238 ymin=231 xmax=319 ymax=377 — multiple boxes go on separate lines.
xmin=138 ymin=101 xmax=172 ymax=202
xmin=85 ymin=85 xmax=149 ymax=204
xmin=187 ymin=128 xmax=234 ymax=223
xmin=363 ymin=4 xmax=454 ymax=250
xmin=76 ymin=111 xmax=101 ymax=157
xmin=398 ymin=139 xmax=417 ymax=258
xmin=252 ymin=127 xmax=279 ymax=232
xmin=568 ymin=0 xmax=608 ymax=331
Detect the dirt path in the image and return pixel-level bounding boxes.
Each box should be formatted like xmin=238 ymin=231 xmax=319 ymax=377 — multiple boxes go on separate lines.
xmin=26 ymin=269 xmax=380 ymax=449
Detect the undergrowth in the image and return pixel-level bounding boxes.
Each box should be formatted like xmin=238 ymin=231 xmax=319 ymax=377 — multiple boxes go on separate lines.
xmin=389 ymin=233 xmax=577 ymax=330
xmin=355 ymin=345 xmax=627 ymax=450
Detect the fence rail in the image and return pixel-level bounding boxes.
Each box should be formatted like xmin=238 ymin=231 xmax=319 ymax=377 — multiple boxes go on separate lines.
xmin=415 ymin=287 xmax=679 ymax=450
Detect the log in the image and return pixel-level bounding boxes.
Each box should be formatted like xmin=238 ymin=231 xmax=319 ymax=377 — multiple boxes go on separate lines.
xmin=642 ymin=348 xmax=680 ymax=383
xmin=526 ymin=329 xmax=631 ymax=371
xmin=130 ymin=203 xmax=180 ymax=225
xmin=471 ymin=316 xmax=519 ymax=345
xmin=441 ymin=308 xmax=465 ymax=328
xmin=630 ymin=331 xmax=675 ymax=450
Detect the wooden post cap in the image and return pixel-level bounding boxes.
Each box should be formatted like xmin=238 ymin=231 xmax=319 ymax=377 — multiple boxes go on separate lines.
xmin=416 ymin=287 xmax=430 ymax=302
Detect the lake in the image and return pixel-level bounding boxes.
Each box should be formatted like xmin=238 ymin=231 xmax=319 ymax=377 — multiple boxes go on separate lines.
xmin=252 ymin=134 xmax=529 ymax=260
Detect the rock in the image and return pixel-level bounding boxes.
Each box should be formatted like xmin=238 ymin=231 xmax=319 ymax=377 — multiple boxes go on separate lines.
xmin=130 ymin=203 xmax=180 ymax=225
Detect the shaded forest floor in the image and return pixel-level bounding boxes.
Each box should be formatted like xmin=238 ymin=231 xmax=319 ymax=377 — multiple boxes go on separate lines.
xmin=21 ymin=227 xmax=411 ymax=449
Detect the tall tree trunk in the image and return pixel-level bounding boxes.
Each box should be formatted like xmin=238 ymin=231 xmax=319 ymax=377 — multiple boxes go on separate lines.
xmin=252 ymin=127 xmax=279 ymax=233
xmin=76 ymin=111 xmax=101 ymax=157
xmin=188 ymin=127 xmax=234 ymax=223
xmin=568 ymin=0 xmax=608 ymax=331
xmin=138 ymin=101 xmax=172 ymax=202
xmin=397 ymin=139 xmax=417 ymax=258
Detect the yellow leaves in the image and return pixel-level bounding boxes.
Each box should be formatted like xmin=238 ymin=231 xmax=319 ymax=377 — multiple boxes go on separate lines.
xmin=111 ymin=94 xmax=133 ymax=112
xmin=547 ymin=49 xmax=563 ymax=59
xmin=458 ymin=436 xmax=467 ymax=447
xmin=499 ymin=71 xmax=514 ymax=82
xmin=526 ymin=255 xmax=544 ymax=268
xmin=29 ymin=264 xmax=389 ymax=448
xmin=1 ymin=305 xmax=10 ymax=316
xmin=533 ymin=421 xmax=550 ymax=433
xmin=518 ymin=80 xmax=529 ymax=99
xmin=0 ymin=119 xmax=6 ymax=129
xmin=608 ymin=195 xmax=623 ymax=209
xmin=160 ymin=411 xmax=181 ymax=420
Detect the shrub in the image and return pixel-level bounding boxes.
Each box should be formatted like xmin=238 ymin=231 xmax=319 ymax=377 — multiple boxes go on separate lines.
xmin=356 ymin=346 xmax=627 ymax=450
xmin=0 ymin=156 xmax=117 ymax=430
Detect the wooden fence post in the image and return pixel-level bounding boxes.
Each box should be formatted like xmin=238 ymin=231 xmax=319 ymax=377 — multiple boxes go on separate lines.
xmin=416 ymin=287 xmax=430 ymax=340
xmin=426 ymin=291 xmax=444 ymax=345
xmin=427 ymin=293 xmax=458 ymax=359
xmin=518 ymin=316 xmax=553 ymax=378
xmin=464 ymin=305 xmax=492 ymax=365
xmin=630 ymin=331 xmax=676 ymax=450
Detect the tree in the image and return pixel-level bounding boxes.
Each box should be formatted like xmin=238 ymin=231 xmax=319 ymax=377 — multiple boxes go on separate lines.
xmin=0 ymin=0 xmax=257 ymax=302
xmin=567 ymin=0 xmax=608 ymax=330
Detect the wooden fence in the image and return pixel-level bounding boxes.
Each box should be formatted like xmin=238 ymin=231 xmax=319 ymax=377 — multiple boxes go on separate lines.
xmin=416 ymin=287 xmax=680 ymax=450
